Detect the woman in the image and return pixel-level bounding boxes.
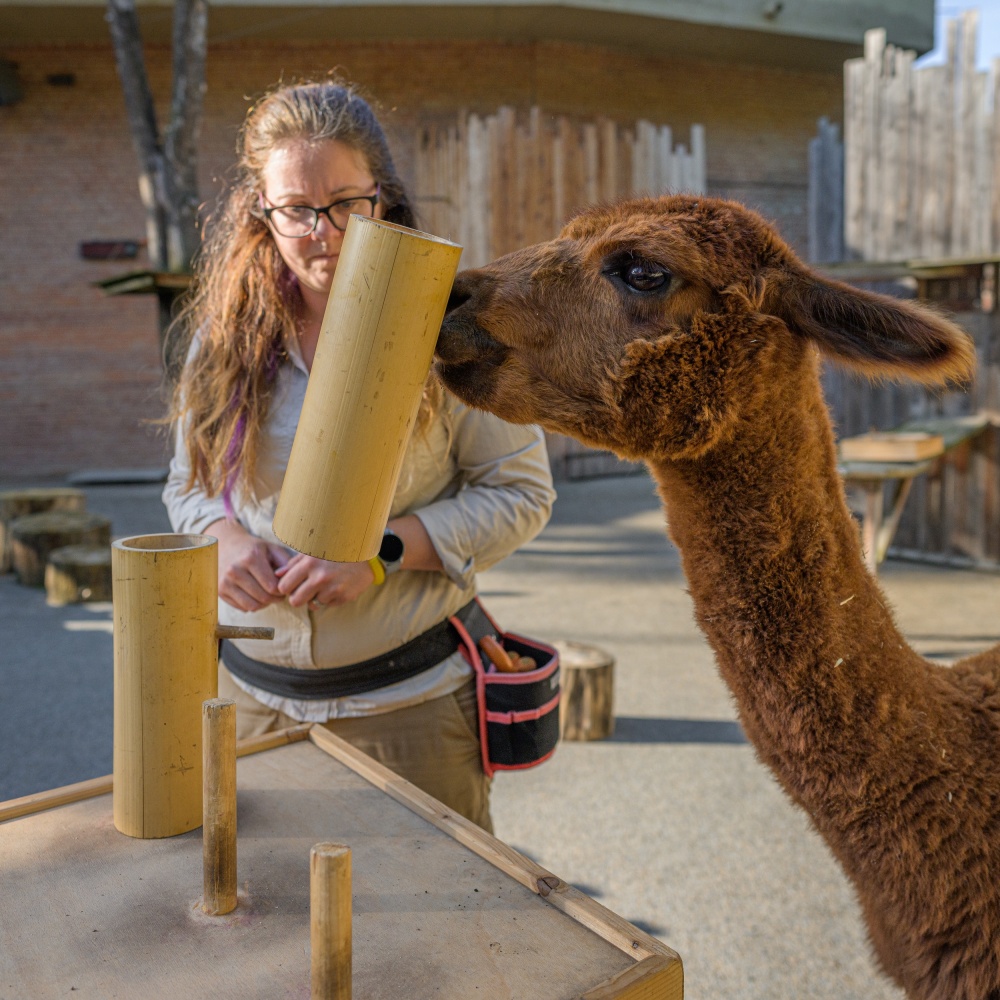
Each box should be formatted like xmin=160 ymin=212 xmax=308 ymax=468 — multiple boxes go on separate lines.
xmin=163 ymin=81 xmax=555 ymax=831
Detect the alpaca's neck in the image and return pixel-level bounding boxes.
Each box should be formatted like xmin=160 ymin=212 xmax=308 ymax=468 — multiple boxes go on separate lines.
xmin=648 ymin=363 xmax=926 ymax=806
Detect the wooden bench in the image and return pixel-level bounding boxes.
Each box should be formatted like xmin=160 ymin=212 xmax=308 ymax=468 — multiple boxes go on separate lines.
xmin=838 ymin=414 xmax=990 ymax=574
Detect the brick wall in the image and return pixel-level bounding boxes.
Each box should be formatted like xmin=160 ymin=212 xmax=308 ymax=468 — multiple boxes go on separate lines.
xmin=0 ymin=39 xmax=841 ymax=481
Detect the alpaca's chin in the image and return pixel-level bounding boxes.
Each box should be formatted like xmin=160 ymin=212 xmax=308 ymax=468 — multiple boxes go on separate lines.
xmin=433 ymin=359 xmax=526 ymax=423
xmin=434 ymin=359 xmax=491 ymax=402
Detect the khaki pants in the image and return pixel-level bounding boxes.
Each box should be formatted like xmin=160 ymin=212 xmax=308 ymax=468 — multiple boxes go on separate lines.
xmin=219 ymin=663 xmax=493 ymax=833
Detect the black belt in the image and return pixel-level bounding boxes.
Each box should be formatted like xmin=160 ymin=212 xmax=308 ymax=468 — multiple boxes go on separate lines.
xmin=220 ymin=598 xmax=495 ymax=700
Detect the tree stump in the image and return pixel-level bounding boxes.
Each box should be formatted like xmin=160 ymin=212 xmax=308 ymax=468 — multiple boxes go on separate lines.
xmin=9 ymin=511 xmax=111 ymax=587
xmin=0 ymin=488 xmax=86 ymax=574
xmin=555 ymin=640 xmax=615 ymax=741
xmin=45 ymin=544 xmax=113 ymax=606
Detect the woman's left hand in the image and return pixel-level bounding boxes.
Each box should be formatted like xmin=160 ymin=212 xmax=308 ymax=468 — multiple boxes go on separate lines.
xmin=275 ymin=553 xmax=376 ymax=610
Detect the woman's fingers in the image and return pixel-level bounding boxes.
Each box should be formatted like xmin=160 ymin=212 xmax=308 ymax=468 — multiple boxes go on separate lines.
xmin=268 ymin=544 xmax=294 ymax=572
xmin=272 ymin=556 xmax=377 ymax=609
xmin=233 ymin=562 xmax=279 ymax=605
xmin=219 ymin=576 xmax=266 ymax=612
xmin=246 ymin=545 xmax=284 ymax=596
xmin=220 ymin=559 xmax=278 ymax=611
xmin=306 ymin=561 xmax=377 ymax=609
xmin=216 ymin=533 xmax=285 ymax=611
xmin=275 ymin=557 xmax=313 ymax=597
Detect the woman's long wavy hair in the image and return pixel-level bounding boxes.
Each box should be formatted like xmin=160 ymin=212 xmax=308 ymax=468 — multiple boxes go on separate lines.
xmin=168 ymin=80 xmax=440 ymax=508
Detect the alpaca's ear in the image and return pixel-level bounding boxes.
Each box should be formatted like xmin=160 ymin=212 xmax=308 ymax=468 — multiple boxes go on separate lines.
xmin=762 ymin=268 xmax=975 ymax=385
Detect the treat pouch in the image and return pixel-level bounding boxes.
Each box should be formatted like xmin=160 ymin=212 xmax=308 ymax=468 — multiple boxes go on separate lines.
xmin=450 ymin=599 xmax=561 ymax=777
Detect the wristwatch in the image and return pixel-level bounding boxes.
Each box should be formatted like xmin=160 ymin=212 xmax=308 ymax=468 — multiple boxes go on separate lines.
xmin=377 ymin=528 xmax=405 ymax=576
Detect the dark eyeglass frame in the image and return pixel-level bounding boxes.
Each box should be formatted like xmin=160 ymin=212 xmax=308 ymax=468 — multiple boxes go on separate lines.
xmin=258 ymin=184 xmax=381 ymax=237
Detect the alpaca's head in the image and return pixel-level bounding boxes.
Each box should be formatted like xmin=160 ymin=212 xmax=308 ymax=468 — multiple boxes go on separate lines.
xmin=436 ymin=195 xmax=975 ymax=461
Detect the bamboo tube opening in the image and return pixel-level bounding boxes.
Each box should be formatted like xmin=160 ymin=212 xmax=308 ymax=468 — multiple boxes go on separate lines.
xmin=113 ymin=533 xmax=220 ymax=839
xmin=273 ymin=215 xmax=462 ymax=562
xmin=350 ymin=216 xmax=460 ymax=243
xmin=116 ymin=534 xmax=215 ymax=552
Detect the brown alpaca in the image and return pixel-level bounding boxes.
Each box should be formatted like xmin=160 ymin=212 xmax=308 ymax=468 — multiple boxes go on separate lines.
xmin=435 ymin=195 xmax=1000 ymax=1000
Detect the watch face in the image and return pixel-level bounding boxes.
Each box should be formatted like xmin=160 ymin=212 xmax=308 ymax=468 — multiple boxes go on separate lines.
xmin=379 ymin=531 xmax=405 ymax=564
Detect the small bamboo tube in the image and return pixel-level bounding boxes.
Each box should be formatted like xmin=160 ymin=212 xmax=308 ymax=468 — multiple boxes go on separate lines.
xmin=273 ymin=216 xmax=462 ymax=562
xmin=311 ymin=843 xmax=352 ymax=1000
xmin=112 ymin=533 xmax=219 ymax=838
xmin=202 ymin=698 xmax=237 ymax=915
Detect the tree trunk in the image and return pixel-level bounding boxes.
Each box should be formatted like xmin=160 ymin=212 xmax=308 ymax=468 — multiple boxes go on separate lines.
xmin=106 ymin=0 xmax=206 ymax=276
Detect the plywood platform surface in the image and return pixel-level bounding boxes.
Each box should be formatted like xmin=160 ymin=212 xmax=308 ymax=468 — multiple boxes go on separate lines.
xmin=1 ymin=739 xmax=639 ymax=999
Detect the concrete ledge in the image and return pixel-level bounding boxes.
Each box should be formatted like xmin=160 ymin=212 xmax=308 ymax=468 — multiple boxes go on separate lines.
xmin=67 ymin=468 xmax=169 ymax=486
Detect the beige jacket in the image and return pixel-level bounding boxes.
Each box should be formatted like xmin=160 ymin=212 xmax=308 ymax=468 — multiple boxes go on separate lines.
xmin=163 ymin=339 xmax=555 ymax=720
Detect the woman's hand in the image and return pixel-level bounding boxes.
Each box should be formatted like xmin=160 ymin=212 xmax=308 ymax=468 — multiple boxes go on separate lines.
xmin=275 ymin=553 xmax=376 ymax=609
xmin=207 ymin=519 xmax=291 ymax=612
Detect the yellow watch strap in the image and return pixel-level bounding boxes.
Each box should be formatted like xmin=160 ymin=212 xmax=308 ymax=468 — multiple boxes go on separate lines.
xmin=367 ymin=556 xmax=386 ymax=586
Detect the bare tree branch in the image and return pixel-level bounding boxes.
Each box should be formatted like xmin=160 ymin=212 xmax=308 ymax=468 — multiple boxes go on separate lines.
xmin=105 ymin=0 xmax=160 ymax=175
xmin=165 ymin=0 xmax=207 ymax=270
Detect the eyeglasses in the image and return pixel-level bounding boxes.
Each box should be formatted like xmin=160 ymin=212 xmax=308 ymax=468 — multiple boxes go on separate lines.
xmin=258 ymin=184 xmax=381 ymax=237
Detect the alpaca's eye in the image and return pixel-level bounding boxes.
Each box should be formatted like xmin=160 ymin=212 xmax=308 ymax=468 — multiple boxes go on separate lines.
xmin=603 ymin=254 xmax=673 ymax=295
xmin=624 ymin=262 xmax=669 ymax=292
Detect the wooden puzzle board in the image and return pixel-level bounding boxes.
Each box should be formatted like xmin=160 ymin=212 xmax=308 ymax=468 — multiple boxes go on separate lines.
xmin=1 ymin=731 xmax=682 ymax=999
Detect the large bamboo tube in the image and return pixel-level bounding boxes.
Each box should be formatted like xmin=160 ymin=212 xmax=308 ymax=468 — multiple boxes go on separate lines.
xmin=112 ymin=534 xmax=219 ymax=839
xmin=311 ymin=842 xmax=352 ymax=1000
xmin=273 ymin=216 xmax=462 ymax=562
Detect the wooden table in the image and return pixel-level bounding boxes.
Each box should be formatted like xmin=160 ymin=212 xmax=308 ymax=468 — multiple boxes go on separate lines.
xmin=0 ymin=726 xmax=683 ymax=999
xmin=839 ymin=414 xmax=990 ymax=574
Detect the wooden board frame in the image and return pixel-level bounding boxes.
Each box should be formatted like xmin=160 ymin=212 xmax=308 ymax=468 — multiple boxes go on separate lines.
xmin=1 ymin=723 xmax=683 ymax=999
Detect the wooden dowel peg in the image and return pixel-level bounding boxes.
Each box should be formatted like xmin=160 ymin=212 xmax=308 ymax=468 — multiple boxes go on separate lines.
xmin=202 ymin=698 xmax=237 ymax=916
xmin=215 ymin=624 xmax=275 ymax=642
xmin=311 ymin=843 xmax=352 ymax=1000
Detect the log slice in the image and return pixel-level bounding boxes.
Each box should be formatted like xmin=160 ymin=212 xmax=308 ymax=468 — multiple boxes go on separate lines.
xmin=554 ymin=640 xmax=616 ymax=741
xmin=45 ymin=544 xmax=113 ymax=605
xmin=0 ymin=487 xmax=86 ymax=573
xmin=9 ymin=511 xmax=111 ymax=587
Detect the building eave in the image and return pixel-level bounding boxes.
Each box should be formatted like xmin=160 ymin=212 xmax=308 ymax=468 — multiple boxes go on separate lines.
xmin=0 ymin=0 xmax=934 ymax=71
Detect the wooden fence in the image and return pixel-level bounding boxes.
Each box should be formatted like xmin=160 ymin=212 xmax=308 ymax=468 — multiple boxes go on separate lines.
xmin=803 ymin=12 xmax=1000 ymax=568
xmin=807 ymin=117 xmax=844 ymax=264
xmin=412 ymin=106 xmax=706 ymax=477
xmin=412 ymin=106 xmax=706 ymax=269
xmin=811 ymin=11 xmax=999 ymax=263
